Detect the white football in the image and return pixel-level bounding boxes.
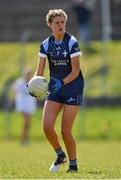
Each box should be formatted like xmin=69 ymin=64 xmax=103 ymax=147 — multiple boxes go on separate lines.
xmin=28 ymin=76 xmax=48 ymax=98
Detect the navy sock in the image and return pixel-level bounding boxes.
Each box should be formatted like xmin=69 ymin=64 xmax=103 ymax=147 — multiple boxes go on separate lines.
xmin=69 ymin=159 xmax=78 ymax=170
xmin=55 ymin=147 xmax=65 ymax=157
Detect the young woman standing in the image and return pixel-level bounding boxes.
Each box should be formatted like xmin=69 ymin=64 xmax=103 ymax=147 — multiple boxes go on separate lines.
xmin=31 ymin=9 xmax=84 ymax=172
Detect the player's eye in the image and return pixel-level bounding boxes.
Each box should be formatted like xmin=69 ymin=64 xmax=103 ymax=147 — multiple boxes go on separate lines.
xmin=61 ymin=20 xmax=65 ymax=24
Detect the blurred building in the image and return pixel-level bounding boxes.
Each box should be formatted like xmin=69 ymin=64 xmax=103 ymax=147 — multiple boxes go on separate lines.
xmin=0 ymin=0 xmax=121 ymax=41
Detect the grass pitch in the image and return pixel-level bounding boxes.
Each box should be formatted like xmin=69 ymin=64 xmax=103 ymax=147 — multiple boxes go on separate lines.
xmin=0 ymin=140 xmax=121 ymax=179
xmin=0 ymin=41 xmax=121 ymax=97
xmin=0 ymin=106 xmax=121 ymax=178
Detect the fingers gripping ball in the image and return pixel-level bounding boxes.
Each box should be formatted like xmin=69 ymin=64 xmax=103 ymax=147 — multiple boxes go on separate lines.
xmin=28 ymin=76 xmax=48 ymax=98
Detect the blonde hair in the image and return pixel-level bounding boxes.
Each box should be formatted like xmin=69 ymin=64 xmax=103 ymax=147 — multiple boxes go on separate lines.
xmin=46 ymin=9 xmax=68 ymax=24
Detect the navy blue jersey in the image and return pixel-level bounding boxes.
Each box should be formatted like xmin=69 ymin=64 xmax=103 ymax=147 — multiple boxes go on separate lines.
xmin=38 ymin=32 xmax=84 ymax=96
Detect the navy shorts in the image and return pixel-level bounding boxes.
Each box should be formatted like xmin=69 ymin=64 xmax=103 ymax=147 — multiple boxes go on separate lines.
xmin=46 ymin=93 xmax=83 ymax=106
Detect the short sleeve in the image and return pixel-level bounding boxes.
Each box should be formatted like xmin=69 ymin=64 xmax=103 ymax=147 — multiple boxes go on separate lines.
xmin=70 ymin=42 xmax=82 ymax=58
xmin=38 ymin=43 xmax=47 ymax=58
xmin=38 ymin=38 xmax=49 ymax=58
xmin=69 ymin=35 xmax=82 ymax=58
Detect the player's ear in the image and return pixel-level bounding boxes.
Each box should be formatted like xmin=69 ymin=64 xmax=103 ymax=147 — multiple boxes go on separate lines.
xmin=47 ymin=22 xmax=52 ymax=27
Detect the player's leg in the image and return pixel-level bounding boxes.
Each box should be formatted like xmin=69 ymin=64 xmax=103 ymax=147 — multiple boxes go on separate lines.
xmin=43 ymin=100 xmax=62 ymax=149
xmin=61 ymin=104 xmax=80 ymax=171
xmin=43 ymin=100 xmax=67 ymax=172
xmin=21 ymin=112 xmax=31 ymax=144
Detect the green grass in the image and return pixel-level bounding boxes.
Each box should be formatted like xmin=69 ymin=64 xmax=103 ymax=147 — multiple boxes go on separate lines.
xmin=0 ymin=140 xmax=121 ymax=179
xmin=0 ymin=42 xmax=121 ymax=179
xmin=0 ymin=106 xmax=121 ymax=178
xmin=0 ymin=107 xmax=121 ymax=140
xmin=0 ymin=41 xmax=121 ymax=97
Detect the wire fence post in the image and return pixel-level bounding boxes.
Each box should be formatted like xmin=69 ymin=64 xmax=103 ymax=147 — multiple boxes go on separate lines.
xmin=19 ymin=29 xmax=31 ymax=75
xmin=100 ymin=0 xmax=112 ymax=96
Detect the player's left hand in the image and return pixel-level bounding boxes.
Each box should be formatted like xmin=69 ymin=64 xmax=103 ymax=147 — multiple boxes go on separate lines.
xmin=49 ymin=77 xmax=64 ymax=94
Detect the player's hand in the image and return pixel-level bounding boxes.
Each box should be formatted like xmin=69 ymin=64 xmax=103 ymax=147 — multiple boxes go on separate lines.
xmin=29 ymin=91 xmax=37 ymax=97
xmin=49 ymin=77 xmax=64 ymax=94
xmin=27 ymin=84 xmax=37 ymax=97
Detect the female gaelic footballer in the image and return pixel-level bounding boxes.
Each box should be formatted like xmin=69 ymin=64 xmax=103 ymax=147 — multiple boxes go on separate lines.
xmin=32 ymin=9 xmax=84 ymax=172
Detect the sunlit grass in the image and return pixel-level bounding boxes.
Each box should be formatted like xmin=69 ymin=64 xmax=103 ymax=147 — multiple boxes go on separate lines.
xmin=0 ymin=41 xmax=121 ymax=96
xmin=0 ymin=107 xmax=121 ymax=140
xmin=0 ymin=140 xmax=120 ymax=179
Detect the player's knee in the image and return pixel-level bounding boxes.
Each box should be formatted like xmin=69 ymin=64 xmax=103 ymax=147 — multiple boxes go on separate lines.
xmin=43 ymin=122 xmax=53 ymax=134
xmin=61 ymin=126 xmax=71 ymax=137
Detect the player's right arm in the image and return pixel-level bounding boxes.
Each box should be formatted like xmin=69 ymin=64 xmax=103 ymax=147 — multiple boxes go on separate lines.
xmin=34 ymin=39 xmax=48 ymax=76
xmin=34 ymin=57 xmax=46 ymax=76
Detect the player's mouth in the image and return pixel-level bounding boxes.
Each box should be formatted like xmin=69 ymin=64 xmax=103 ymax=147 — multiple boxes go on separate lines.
xmin=59 ymin=28 xmax=63 ymax=31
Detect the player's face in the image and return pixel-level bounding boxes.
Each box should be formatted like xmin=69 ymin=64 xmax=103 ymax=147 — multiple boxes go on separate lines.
xmin=49 ymin=16 xmax=66 ymax=35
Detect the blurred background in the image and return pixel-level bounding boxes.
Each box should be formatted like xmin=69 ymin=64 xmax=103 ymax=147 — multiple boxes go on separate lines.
xmin=0 ymin=0 xmax=121 ymax=141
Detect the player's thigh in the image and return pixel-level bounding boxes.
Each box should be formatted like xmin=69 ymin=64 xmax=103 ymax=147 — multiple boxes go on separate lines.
xmin=61 ymin=105 xmax=80 ymax=131
xmin=43 ymin=100 xmax=62 ymax=127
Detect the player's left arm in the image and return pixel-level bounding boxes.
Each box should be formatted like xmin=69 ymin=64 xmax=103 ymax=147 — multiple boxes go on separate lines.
xmin=49 ymin=56 xmax=80 ymax=93
xmin=63 ymin=55 xmax=80 ymax=85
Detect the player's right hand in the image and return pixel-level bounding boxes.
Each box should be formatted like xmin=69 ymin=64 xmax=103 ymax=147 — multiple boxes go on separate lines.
xmin=27 ymin=84 xmax=37 ymax=97
xmin=29 ymin=91 xmax=37 ymax=97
